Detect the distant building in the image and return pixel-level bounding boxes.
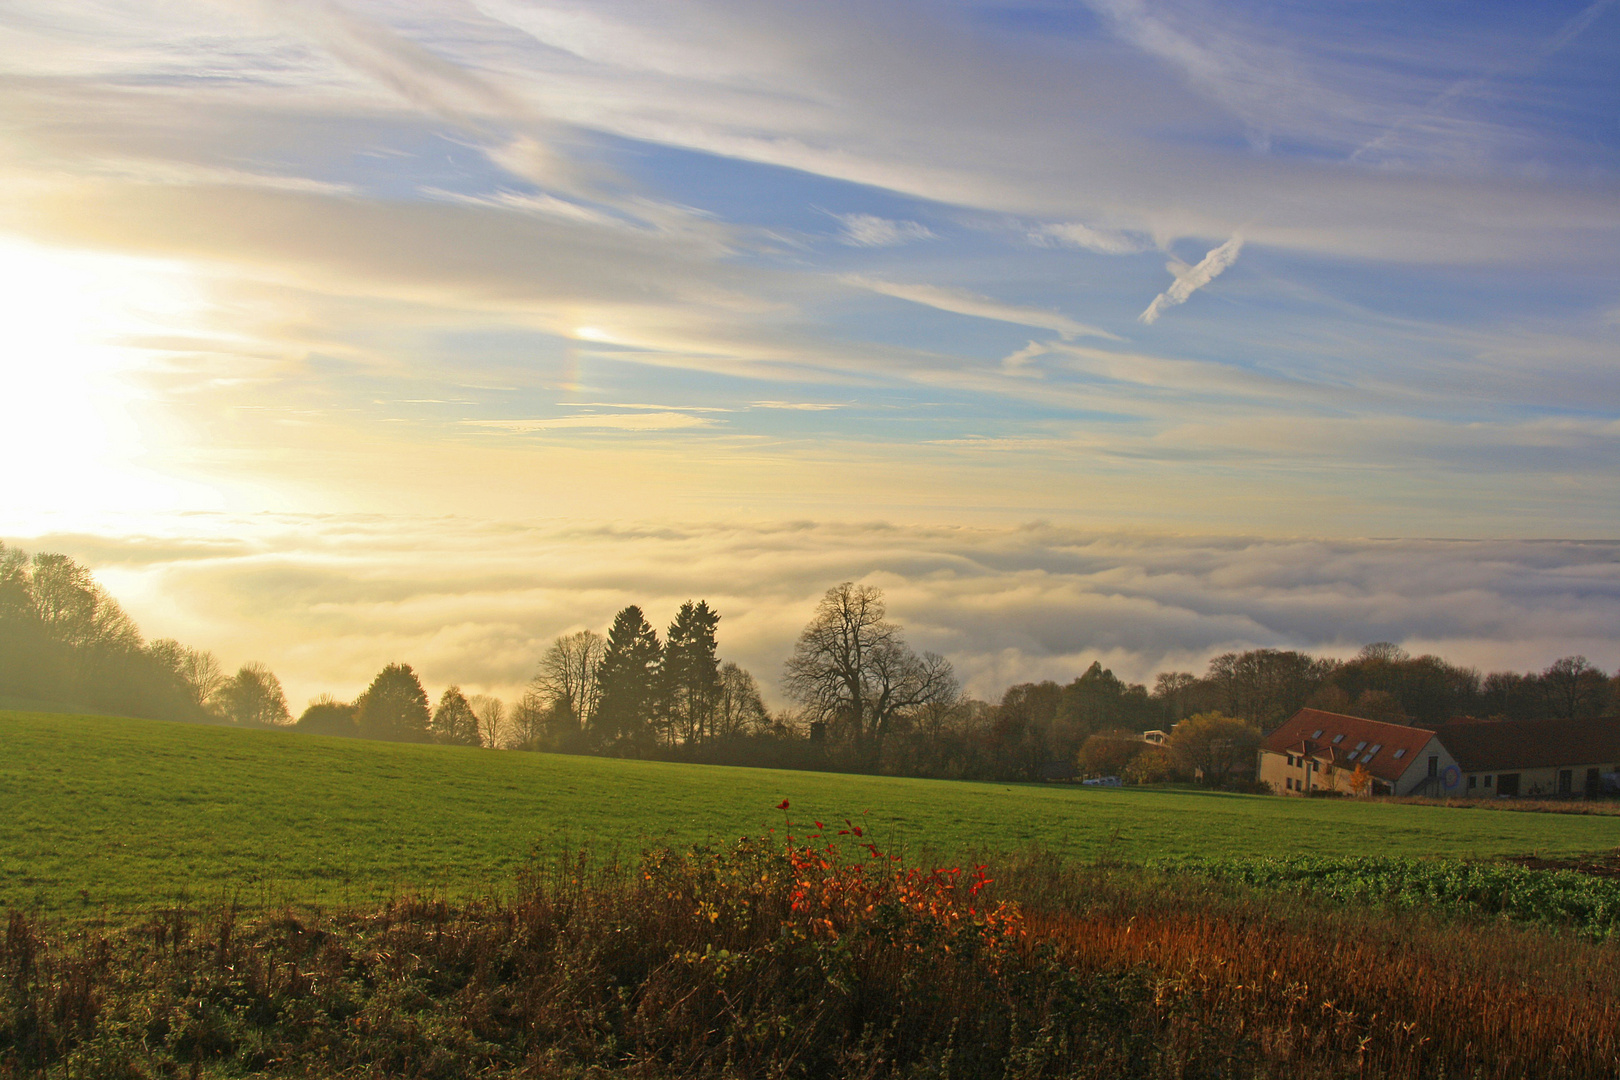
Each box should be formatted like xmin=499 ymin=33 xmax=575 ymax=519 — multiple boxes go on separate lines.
xmin=1432 ymin=715 xmax=1620 ymax=798
xmin=1260 ymin=708 xmax=1620 ymax=798
xmin=1259 ymin=709 xmax=1448 ymax=796
xmin=1141 ymin=729 xmax=1169 ymax=745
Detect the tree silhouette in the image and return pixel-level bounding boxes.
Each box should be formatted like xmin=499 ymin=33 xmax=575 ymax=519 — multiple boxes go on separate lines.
xmin=532 ymin=630 xmax=604 ymax=744
xmin=783 ymin=582 xmax=956 ymax=762
xmin=211 ymin=662 xmax=291 ymax=727
xmin=665 ymin=600 xmax=721 ymax=745
xmin=430 ymin=685 xmax=483 ymax=746
xmin=295 ymin=695 xmax=358 ymax=737
xmin=356 ymin=663 xmax=431 ymax=742
xmin=593 ymin=606 xmax=663 ymax=753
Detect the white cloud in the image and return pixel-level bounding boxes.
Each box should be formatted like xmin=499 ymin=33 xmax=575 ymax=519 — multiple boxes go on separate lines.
xmin=834 ymin=213 xmax=935 ymax=247
xmin=751 ymin=401 xmax=844 ymax=410
xmin=1139 ymin=234 xmax=1244 ymax=325
xmin=1031 ymin=221 xmax=1146 ymax=255
xmin=845 ymin=275 xmax=1119 ymax=340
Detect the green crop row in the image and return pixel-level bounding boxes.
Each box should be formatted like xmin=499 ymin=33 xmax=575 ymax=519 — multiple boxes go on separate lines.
xmin=1159 ymin=854 xmax=1620 ymax=938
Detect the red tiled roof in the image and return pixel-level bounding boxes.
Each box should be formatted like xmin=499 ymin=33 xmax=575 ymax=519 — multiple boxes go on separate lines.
xmin=1262 ymin=708 xmax=1438 ymax=784
xmin=1435 ymin=716 xmax=1620 ymax=773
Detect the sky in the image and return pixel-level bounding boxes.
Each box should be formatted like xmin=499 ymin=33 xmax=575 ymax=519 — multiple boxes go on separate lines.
xmin=1 ymin=0 xmax=1617 ymax=708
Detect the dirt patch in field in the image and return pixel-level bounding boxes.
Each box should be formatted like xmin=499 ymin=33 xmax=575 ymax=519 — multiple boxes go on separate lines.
xmin=1507 ymin=853 xmax=1620 ymax=878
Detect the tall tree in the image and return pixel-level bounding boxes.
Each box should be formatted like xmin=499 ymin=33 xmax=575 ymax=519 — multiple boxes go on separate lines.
xmin=355 ymin=662 xmax=431 ymax=742
xmin=713 ymin=661 xmax=769 ymax=739
xmin=430 ymin=685 xmax=483 ymax=746
xmin=466 ymin=694 xmax=507 ymax=749
xmin=148 ymin=639 xmax=224 ymax=711
xmin=532 ymin=630 xmax=604 ymax=742
xmin=593 ymin=606 xmax=663 ymax=753
xmin=1538 ymin=656 xmax=1610 ymax=720
xmin=1205 ymin=649 xmax=1334 ymax=731
xmin=210 ymin=662 xmax=291 ymax=727
xmin=664 ymin=600 xmax=721 ymax=745
xmin=782 ymin=582 xmax=956 ymax=762
xmin=508 ymin=688 xmax=549 ymax=749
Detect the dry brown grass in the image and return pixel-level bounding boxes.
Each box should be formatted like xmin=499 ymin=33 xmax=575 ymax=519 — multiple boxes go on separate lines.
xmin=1006 ymin=860 xmax=1620 ymax=1078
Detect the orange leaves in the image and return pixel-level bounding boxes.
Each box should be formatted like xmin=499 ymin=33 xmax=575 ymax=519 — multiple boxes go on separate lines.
xmin=765 ymin=801 xmax=1024 ymax=958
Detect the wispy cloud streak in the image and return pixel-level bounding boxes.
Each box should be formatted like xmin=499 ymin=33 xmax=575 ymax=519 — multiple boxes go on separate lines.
xmin=846 ymin=276 xmax=1119 ymax=340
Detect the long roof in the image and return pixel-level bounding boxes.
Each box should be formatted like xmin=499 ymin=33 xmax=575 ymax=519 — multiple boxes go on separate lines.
xmin=1435 ymin=716 xmax=1620 ymax=773
xmin=1262 ymin=708 xmax=1438 ymax=784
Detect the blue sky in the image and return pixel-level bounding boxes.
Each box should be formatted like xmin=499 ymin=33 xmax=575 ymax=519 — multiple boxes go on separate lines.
xmin=0 ymin=0 xmax=1616 ymax=703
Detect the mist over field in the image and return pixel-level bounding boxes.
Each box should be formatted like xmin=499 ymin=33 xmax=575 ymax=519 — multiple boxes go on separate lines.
xmin=12 ymin=517 xmax=1616 ymax=709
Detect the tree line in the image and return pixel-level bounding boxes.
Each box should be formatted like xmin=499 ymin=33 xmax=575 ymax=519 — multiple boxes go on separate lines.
xmin=3 ymin=543 xmax=1616 ymax=784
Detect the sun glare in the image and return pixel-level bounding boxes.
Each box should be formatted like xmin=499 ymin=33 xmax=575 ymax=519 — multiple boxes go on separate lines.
xmin=0 ymin=236 xmax=219 ymax=527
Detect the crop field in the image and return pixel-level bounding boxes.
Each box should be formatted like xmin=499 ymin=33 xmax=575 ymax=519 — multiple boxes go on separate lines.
xmin=7 ymin=709 xmax=1620 ymax=918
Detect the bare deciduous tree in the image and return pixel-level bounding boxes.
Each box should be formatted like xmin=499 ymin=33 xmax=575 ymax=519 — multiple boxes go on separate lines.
xmin=714 ymin=661 xmax=769 ymax=739
xmin=467 ymin=693 xmax=507 ymax=749
xmin=508 ymin=688 xmax=549 ymax=749
xmin=532 ymin=630 xmax=605 ymax=738
xmin=783 ymin=582 xmax=957 ymax=760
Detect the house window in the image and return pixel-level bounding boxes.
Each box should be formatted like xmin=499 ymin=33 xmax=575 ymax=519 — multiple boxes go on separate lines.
xmin=1354 ymin=741 xmax=1367 ymax=751
xmin=1286 ymin=754 xmax=1294 ymax=766
xmin=1368 ymin=744 xmax=1382 ymax=756
xmin=1468 ymin=775 xmax=1477 ymax=789
xmin=1393 ymin=749 xmax=1406 ymax=759
xmin=1311 ymin=729 xmax=1323 ymax=738
xmin=1485 ymin=775 xmax=1492 ymax=787
xmin=1286 ymin=777 xmax=1294 ymax=791
xmin=1332 ymin=734 xmax=1345 ymax=744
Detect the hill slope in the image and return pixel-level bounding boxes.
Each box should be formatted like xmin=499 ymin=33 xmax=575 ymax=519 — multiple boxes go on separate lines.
xmin=7 ymin=710 xmax=1620 ymax=916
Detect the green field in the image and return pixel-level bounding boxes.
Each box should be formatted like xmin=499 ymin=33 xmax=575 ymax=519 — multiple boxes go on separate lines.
xmin=6 ymin=709 xmax=1620 ymax=917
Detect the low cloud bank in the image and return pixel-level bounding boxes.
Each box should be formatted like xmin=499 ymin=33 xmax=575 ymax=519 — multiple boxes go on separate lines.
xmin=19 ymin=517 xmax=1619 ymax=712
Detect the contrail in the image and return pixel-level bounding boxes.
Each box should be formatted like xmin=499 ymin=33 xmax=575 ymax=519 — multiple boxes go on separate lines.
xmin=1139 ymin=234 xmax=1243 ymax=325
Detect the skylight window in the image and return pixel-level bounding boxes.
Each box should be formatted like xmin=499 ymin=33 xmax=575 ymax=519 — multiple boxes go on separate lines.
xmin=1393 ymin=748 xmax=1406 ymax=759
xmin=1368 ymin=744 xmax=1382 ymax=756
xmin=1311 ymin=729 xmax=1323 ymax=738
xmin=1354 ymin=741 xmax=1367 ymax=751
xmin=1332 ymin=734 xmax=1345 ymax=744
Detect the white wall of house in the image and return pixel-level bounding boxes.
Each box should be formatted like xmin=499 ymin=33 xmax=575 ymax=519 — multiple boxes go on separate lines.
xmin=1390 ymin=738 xmax=1460 ymax=796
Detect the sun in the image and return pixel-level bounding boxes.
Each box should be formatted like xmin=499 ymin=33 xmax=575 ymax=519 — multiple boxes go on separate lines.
xmin=0 ymin=235 xmax=218 ymax=527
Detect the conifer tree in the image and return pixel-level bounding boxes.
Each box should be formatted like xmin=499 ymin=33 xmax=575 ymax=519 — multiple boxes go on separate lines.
xmin=664 ymin=600 xmax=721 ymax=745
xmin=356 ymin=662 xmax=431 ymax=742
xmin=592 ymin=606 xmax=663 ymax=753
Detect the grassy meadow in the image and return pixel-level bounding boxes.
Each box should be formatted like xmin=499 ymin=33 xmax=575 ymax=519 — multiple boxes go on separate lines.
xmin=7 ymin=709 xmax=1620 ymax=918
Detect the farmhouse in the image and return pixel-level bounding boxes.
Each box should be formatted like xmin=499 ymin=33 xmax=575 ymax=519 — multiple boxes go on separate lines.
xmin=1261 ymin=708 xmax=1620 ymax=798
xmin=1259 ymin=708 xmax=1449 ymax=796
xmin=1433 ymin=715 xmax=1620 ymax=798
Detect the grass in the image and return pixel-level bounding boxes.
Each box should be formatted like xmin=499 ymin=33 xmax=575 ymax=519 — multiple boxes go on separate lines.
xmin=7 ymin=709 xmax=1620 ymax=918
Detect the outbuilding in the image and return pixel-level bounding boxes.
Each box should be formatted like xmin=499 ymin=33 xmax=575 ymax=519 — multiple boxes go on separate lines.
xmin=1431 ymin=715 xmax=1620 ymax=798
